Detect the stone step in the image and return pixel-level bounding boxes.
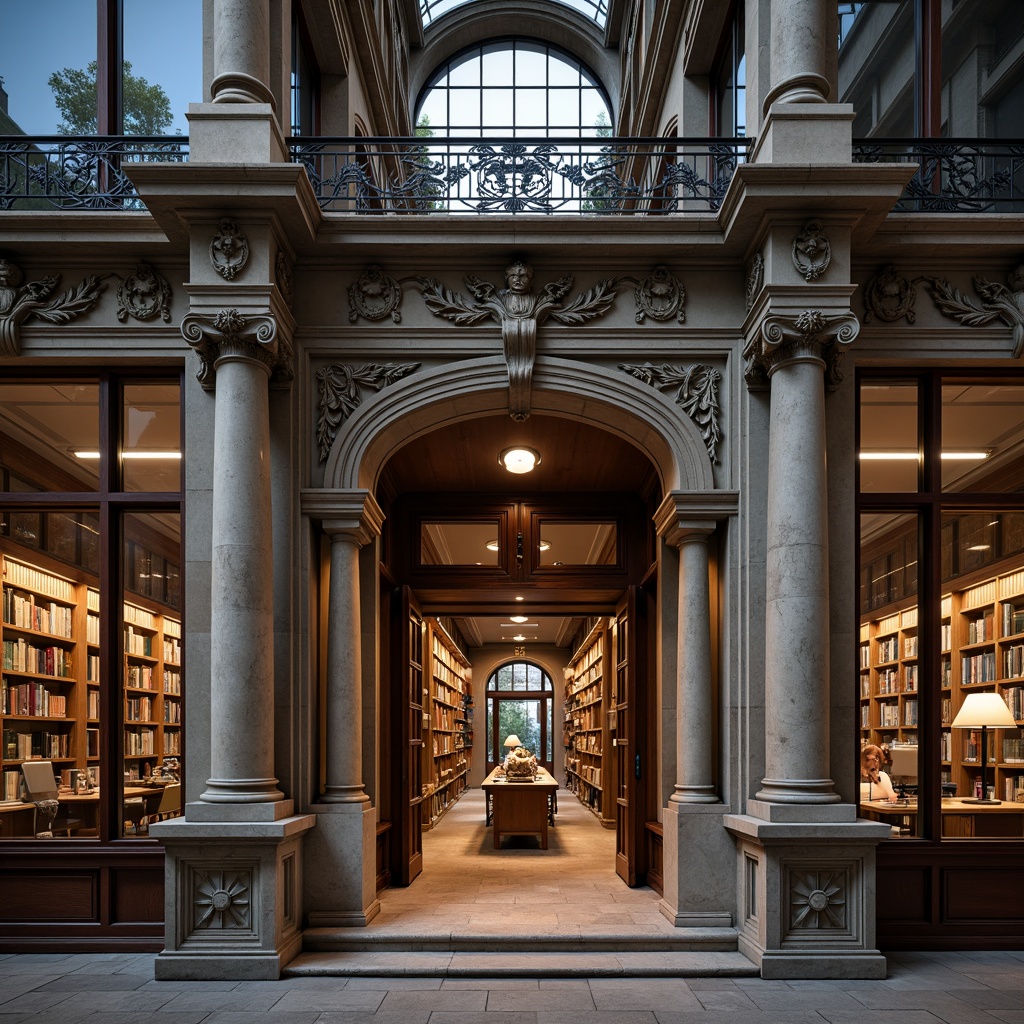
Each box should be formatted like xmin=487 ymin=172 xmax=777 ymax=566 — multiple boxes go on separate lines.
xmin=285 ymin=948 xmax=758 ymax=978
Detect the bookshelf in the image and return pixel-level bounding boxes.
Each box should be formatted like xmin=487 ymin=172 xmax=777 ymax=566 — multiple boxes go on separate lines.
xmin=421 ymin=620 xmax=472 ymax=829
xmin=860 ymin=561 xmax=1024 ymax=803
xmin=1 ymin=545 xmax=183 ymax=813
xmin=563 ymin=619 xmax=615 ymax=827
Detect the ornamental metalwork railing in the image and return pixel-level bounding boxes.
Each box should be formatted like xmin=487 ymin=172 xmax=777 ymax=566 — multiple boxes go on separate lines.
xmin=852 ymin=139 xmax=1024 ymax=212
xmin=288 ymin=136 xmax=749 ymax=214
xmin=0 ymin=136 xmax=188 ymax=211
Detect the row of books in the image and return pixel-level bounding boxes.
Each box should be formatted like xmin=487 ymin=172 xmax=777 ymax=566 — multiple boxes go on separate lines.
xmin=962 ymin=651 xmax=997 ymax=684
xmin=2 ymin=729 xmax=70 ymax=760
xmin=3 ymin=638 xmax=73 ymax=678
xmin=2 ymin=681 xmax=67 ymax=718
xmin=2 ymin=768 xmax=23 ymax=801
xmin=124 ymin=726 xmax=156 ymax=755
xmin=124 ymin=626 xmax=153 ymax=658
xmin=126 ymin=696 xmax=154 ymax=722
xmin=2 ymin=559 xmax=74 ymax=602
xmin=1003 ymin=602 xmax=1024 ymax=638
xmin=965 ymin=610 xmax=996 ymax=645
xmin=2 ymin=591 xmax=73 ymax=638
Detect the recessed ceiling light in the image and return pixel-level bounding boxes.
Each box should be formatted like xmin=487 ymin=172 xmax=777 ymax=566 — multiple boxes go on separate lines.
xmin=486 ymin=540 xmax=499 ymax=552
xmin=513 ymin=634 xmax=526 ymax=641
xmin=499 ymin=446 xmax=541 ymax=473
xmin=515 ymin=595 xmax=524 ymax=602
xmin=509 ymin=615 xmax=528 ymax=623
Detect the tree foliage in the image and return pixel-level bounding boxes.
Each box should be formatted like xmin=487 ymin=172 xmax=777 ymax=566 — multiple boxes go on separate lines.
xmin=48 ymin=60 xmax=173 ymax=135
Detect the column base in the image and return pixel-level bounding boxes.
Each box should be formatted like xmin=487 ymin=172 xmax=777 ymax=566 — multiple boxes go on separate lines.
xmin=303 ymin=804 xmax=380 ymax=927
xmin=660 ymin=803 xmax=736 ymax=930
xmin=724 ymin=813 xmax=891 ymax=980
xmin=150 ymin=815 xmax=315 ymax=981
xmin=748 ymin=103 xmax=854 ymax=164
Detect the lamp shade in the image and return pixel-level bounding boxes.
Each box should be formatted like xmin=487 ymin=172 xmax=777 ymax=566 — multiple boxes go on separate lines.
xmin=503 ymin=734 xmax=522 ymax=748
xmin=951 ymin=692 xmax=1017 ymax=729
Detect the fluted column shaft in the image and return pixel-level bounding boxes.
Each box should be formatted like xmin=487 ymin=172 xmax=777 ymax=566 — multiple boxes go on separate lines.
xmin=670 ymin=524 xmax=718 ymax=803
xmin=765 ymin=0 xmax=832 ymax=109
xmin=212 ymin=0 xmax=275 ymax=106
xmin=203 ymin=350 xmax=283 ymax=804
xmin=321 ymin=526 xmax=370 ymax=804
xmin=756 ymin=353 xmax=837 ymax=803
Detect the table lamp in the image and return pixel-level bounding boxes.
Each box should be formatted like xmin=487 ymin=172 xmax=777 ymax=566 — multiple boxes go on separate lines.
xmin=503 ymin=734 xmax=521 ymax=766
xmin=951 ymin=691 xmax=1017 ymax=804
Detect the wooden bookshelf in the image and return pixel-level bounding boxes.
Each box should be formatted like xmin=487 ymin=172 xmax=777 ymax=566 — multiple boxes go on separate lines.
xmin=421 ymin=620 xmax=472 ymax=829
xmin=563 ymin=618 xmax=615 ymax=827
xmin=860 ymin=560 xmax=1024 ymax=803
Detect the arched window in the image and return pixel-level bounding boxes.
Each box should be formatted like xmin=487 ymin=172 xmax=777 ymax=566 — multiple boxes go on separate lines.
xmin=416 ymin=40 xmax=611 ymax=137
xmin=486 ymin=661 xmax=554 ymax=771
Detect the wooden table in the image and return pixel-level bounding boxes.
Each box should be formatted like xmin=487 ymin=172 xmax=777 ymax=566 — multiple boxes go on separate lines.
xmin=481 ymin=768 xmax=558 ymax=849
xmin=861 ymin=798 xmax=1024 ymax=837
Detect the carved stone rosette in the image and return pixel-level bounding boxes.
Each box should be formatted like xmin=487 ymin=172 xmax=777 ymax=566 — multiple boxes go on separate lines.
xmin=619 ymin=362 xmax=721 ymax=464
xmin=348 ymin=265 xmax=403 ymax=323
xmin=192 ymin=868 xmax=253 ymax=931
xmin=316 ymin=362 xmax=420 ymax=461
xmin=116 ymin=263 xmax=172 ymax=323
xmin=0 ymin=257 xmax=107 ymax=357
xmin=792 ymin=220 xmax=831 ymax=282
xmin=744 ymin=308 xmax=860 ymax=390
xmin=634 ymin=266 xmax=685 ymax=323
xmin=789 ymin=869 xmax=848 ymax=931
xmin=181 ymin=308 xmax=290 ymax=391
xmin=209 ymin=219 xmax=249 ymax=281
xmin=863 ymin=265 xmax=916 ymax=324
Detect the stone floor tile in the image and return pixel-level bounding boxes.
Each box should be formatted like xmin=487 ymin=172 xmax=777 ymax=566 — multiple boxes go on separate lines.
xmin=148 ymin=990 xmax=285 ymax=1013
xmin=441 ymin=979 xmax=543 ymax=989
xmin=54 ymin=1014 xmax=211 ymax=1024
xmin=815 ymin=1012 xmax=955 ymax=1024
xmin=377 ymin=989 xmax=488 ymax=1012
xmin=314 ymin=1014 xmax=432 ymax=1024
xmin=693 ymin=988 xmax=761 ymax=1010
xmin=269 ymin=988 xmax=385 ymax=1012
xmin=743 ymin=990 xmax=868 ymax=1010
xmin=654 ymin=1014 xmax=830 ymax=1024
xmin=199 ymin=1014 xmax=322 ymax=1024
xmin=486 ymin=987 xmax=597 ymax=1011
xmin=534 ymin=1013 xmax=657 ymax=1024
xmin=988 ymin=1013 xmax=1024 ymax=1023
xmin=587 ymin=979 xmax=701 ymax=1012
xmin=44 ymin=975 xmax=153 ymax=992
xmin=425 ymin=1014 xmax=539 ymax=1024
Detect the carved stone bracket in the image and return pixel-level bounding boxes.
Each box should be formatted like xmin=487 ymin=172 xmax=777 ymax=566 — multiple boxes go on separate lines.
xmin=926 ymin=262 xmax=1024 ymax=358
xmin=0 ymin=257 xmax=107 ymax=358
xmin=792 ymin=220 xmax=831 ymax=282
xmin=619 ymin=362 xmax=722 ymax=464
xmin=116 ymin=263 xmax=172 ymax=323
xmin=863 ymin=265 xmax=916 ymax=324
xmin=419 ymin=259 xmax=618 ymax=422
xmin=744 ymin=308 xmax=860 ymax=390
xmin=634 ymin=266 xmax=685 ymax=323
xmin=316 ymin=362 xmax=420 ymax=461
xmin=180 ymin=308 xmax=288 ymax=391
xmin=209 ymin=219 xmax=249 ymax=281
xmin=349 ymin=265 xmax=403 ymax=323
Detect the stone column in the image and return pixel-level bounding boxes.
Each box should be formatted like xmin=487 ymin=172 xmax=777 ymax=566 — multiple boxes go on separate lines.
xmin=749 ymin=309 xmax=858 ymax=807
xmin=181 ymin=308 xmax=291 ymax=814
xmin=764 ymin=0 xmax=832 ymax=110
xmin=212 ymin=0 xmax=275 ymax=107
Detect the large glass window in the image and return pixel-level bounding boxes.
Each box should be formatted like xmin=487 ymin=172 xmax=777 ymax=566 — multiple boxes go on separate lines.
xmin=486 ymin=661 xmax=554 ymax=771
xmin=0 ymin=374 xmax=183 ymax=842
xmin=858 ymin=371 xmax=1024 ymax=840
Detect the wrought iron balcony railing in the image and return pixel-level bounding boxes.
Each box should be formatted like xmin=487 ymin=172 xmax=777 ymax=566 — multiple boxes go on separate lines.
xmin=852 ymin=139 xmax=1024 ymax=212
xmin=0 ymin=135 xmax=188 ymax=211
xmin=288 ymin=136 xmax=749 ymax=214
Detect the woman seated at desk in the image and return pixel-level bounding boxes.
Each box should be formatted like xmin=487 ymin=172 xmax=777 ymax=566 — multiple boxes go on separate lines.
xmin=861 ymin=743 xmax=899 ymax=802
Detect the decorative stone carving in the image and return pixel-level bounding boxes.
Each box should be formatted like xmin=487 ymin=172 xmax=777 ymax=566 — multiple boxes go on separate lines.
xmin=181 ymin=308 xmax=289 ymax=390
xmin=792 ymin=220 xmax=831 ymax=282
xmin=789 ymin=869 xmax=847 ymax=930
xmin=275 ymin=251 xmax=293 ymax=307
xmin=192 ymin=868 xmax=252 ymax=930
xmin=419 ymin=259 xmax=618 ymax=421
xmin=634 ymin=266 xmax=685 ymax=323
xmin=209 ymin=219 xmax=249 ymax=281
xmin=746 ymin=251 xmax=764 ymax=312
xmin=863 ymin=265 xmax=916 ymax=324
xmin=619 ymin=362 xmax=722 ymax=464
xmin=348 ymin=265 xmax=402 ymax=323
xmin=317 ymin=362 xmax=420 ymax=461
xmin=116 ymin=263 xmax=172 ymax=323
xmin=0 ymin=257 xmax=107 ymax=357
xmin=744 ymin=308 xmax=860 ymax=390
xmin=927 ymin=263 xmax=1024 ymax=358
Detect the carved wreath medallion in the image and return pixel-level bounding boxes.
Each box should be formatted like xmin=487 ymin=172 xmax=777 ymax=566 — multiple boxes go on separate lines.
xmin=209 ymin=219 xmax=249 ymax=281
xmin=634 ymin=266 xmax=685 ymax=323
xmin=863 ymin=265 xmax=916 ymax=324
xmin=116 ymin=263 xmax=172 ymax=323
xmin=348 ymin=265 xmax=403 ymax=323
xmin=792 ymin=220 xmax=831 ymax=282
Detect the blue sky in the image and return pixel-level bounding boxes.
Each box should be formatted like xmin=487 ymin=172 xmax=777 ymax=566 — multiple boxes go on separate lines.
xmin=0 ymin=0 xmax=202 ymax=135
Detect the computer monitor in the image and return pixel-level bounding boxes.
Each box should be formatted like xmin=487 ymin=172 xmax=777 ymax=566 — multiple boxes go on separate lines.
xmin=888 ymin=745 xmax=918 ymax=796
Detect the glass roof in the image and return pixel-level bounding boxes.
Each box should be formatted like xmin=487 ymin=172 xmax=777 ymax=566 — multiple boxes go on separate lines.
xmin=419 ymin=0 xmax=608 ymax=30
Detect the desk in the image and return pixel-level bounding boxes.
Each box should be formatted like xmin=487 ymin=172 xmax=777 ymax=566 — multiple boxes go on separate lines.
xmin=0 ymin=801 xmax=35 ymax=837
xmin=860 ymin=798 xmax=1024 ymax=837
xmin=481 ymin=768 xmax=558 ymax=849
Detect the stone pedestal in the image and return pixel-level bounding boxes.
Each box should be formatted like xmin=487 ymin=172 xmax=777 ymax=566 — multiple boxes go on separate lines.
xmin=724 ymin=813 xmax=890 ymax=979
xmin=151 ymin=815 xmax=315 ymax=980
xmin=303 ymin=805 xmax=381 ymax=927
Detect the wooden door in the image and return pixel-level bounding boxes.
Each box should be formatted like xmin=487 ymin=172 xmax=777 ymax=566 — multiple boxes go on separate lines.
xmin=392 ymin=586 xmax=425 ymax=885
xmin=613 ymin=586 xmax=647 ymax=886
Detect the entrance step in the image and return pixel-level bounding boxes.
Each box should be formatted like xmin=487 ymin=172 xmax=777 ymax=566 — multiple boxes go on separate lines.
xmin=285 ymin=948 xmax=757 ymax=978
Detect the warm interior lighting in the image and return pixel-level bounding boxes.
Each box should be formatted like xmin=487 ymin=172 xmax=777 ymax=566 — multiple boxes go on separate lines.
xmin=539 ymin=540 xmax=551 ymax=551
xmin=486 ymin=540 xmax=499 ymax=552
xmin=515 ymin=595 xmax=524 ymax=602
xmin=858 ymin=451 xmax=988 ymax=461
xmin=499 ymin=446 xmax=540 ymax=473
xmin=504 ymin=734 xmax=521 ymax=748
xmin=509 ymin=615 xmax=528 ymax=623
xmin=74 ymin=450 xmax=182 ymax=460
xmin=951 ymin=692 xmax=1017 ymax=804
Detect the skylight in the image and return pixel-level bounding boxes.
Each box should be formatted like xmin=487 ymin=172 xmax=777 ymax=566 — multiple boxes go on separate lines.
xmin=420 ymin=0 xmax=608 ymax=30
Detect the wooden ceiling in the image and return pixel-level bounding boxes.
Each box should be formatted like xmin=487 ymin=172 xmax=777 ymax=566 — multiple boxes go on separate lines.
xmin=378 ymin=413 xmax=658 ymax=495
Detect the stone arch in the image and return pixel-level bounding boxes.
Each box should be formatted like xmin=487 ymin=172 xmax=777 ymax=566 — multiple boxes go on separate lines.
xmin=323 ymin=354 xmax=716 ymax=494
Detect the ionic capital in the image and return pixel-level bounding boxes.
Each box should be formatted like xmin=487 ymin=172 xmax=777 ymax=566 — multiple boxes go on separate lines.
xmin=744 ymin=308 xmax=859 ymax=390
xmin=181 ymin=308 xmax=291 ymax=391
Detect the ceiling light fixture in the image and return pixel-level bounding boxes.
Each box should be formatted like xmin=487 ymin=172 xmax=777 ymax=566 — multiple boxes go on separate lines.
xmin=486 ymin=540 xmax=499 ymax=552
xmin=499 ymin=446 xmax=541 ymax=474
xmin=74 ymin=450 xmax=182 ymax=460
xmin=513 ymin=634 xmax=526 ymax=641
xmin=858 ymin=451 xmax=989 ymax=461
xmin=509 ymin=615 xmax=528 ymax=623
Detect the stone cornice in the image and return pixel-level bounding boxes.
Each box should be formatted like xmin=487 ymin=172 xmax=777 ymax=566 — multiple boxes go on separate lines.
xmin=654 ymin=490 xmax=739 ymax=544
xmin=300 ymin=489 xmax=386 ymax=546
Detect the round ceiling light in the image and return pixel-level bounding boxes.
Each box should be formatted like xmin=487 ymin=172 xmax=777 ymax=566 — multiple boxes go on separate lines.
xmin=509 ymin=614 xmax=528 ymax=623
xmin=499 ymin=446 xmax=541 ymax=474
xmin=486 ymin=540 xmax=500 ymax=552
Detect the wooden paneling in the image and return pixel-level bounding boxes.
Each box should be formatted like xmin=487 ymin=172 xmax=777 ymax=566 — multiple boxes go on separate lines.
xmin=876 ymin=866 xmax=929 ymax=923
xmin=944 ymin=869 xmax=1024 ymax=920
xmin=112 ymin=868 xmax=163 ymax=923
xmin=0 ymin=872 xmax=97 ymax=920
